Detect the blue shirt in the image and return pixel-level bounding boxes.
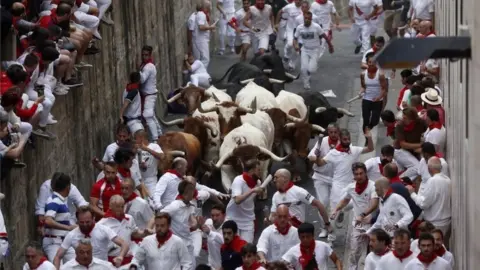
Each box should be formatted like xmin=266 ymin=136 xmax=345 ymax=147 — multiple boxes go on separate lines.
xmin=45 ymin=192 xmax=71 ymax=236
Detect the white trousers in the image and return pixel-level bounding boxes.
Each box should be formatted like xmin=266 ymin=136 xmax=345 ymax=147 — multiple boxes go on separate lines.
xmin=190 ymin=73 xmax=211 ymax=88
xmin=330 ymin=182 xmax=349 ymax=211
xmin=218 ymin=12 xmax=236 ymax=50
xmin=191 ymin=229 xmax=203 ymax=257
xmin=142 ymin=94 xmax=162 ymax=141
xmin=252 ymin=34 xmax=270 ymax=53
xmin=313 ymin=177 xmax=332 ymax=226
xmin=143 ymin=176 xmax=157 ymax=196
xmin=394 ymin=149 xmax=420 ymax=180
xmin=126 ymin=118 xmax=143 ymax=135
xmin=193 ymin=39 xmax=210 ymax=68
xmin=239 ymin=228 xmax=255 ymax=243
xmin=283 ymin=27 xmax=297 ymax=67
xmin=42 ymin=238 xmax=75 ymax=263
xmin=300 ymin=49 xmax=319 ymax=87
xmin=348 ymin=226 xmax=370 ymax=270
xmin=351 ymin=21 xmax=371 ymax=53
xmin=369 ymin=13 xmax=385 ymax=36
xmin=73 ymin=11 xmax=101 ymax=39
xmin=26 ymin=76 xmax=56 ymax=128
xmin=187 ymin=244 xmax=196 ymax=270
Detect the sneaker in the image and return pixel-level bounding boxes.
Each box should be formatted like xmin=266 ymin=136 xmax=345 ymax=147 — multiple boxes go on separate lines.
xmin=327 ymin=233 xmax=336 ymax=246
xmin=63 ymin=78 xmax=83 ymax=88
xmin=217 ymin=50 xmax=224 ymax=55
xmin=354 ymin=45 xmax=362 ymax=54
xmin=53 ymin=87 xmax=68 ymax=96
xmin=101 ymin=13 xmax=114 ymax=25
xmin=56 ymin=81 xmax=70 ymax=91
xmin=85 ymin=46 xmax=100 ymax=55
xmin=47 ymin=117 xmax=58 ymax=125
xmin=318 ymin=228 xmax=328 ymax=238
xmin=75 ymin=62 xmax=93 ymax=69
xmin=32 ymin=128 xmax=56 ymax=140
xmin=13 ymin=160 xmax=27 ymax=169
xmin=230 ymin=48 xmax=235 ymax=54
xmin=335 ymin=211 xmax=345 ymax=228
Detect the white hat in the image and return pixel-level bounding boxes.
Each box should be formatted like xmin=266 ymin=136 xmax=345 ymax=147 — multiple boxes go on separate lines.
xmin=421 ymin=88 xmax=443 ymax=106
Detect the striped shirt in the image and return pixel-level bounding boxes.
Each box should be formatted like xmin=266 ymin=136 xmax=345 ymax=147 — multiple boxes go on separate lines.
xmin=45 ymin=192 xmax=71 ymax=237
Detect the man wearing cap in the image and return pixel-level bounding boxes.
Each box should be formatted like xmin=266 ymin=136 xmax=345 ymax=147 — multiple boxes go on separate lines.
xmin=421 ymin=88 xmax=445 ymax=126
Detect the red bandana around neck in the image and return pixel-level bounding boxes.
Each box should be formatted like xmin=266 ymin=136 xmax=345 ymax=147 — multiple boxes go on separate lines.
xmin=117 ymin=167 xmax=131 ymax=178
xmin=372 ymin=45 xmax=378 ymax=53
xmin=377 ymin=248 xmax=390 ymax=256
xmin=255 ymin=3 xmax=265 ymax=9
xmin=243 ymin=261 xmax=263 ymax=270
xmin=203 ymin=9 xmax=210 ymax=23
xmin=157 ymin=230 xmax=173 ymax=247
xmin=378 ymin=163 xmax=385 ymax=175
xmin=242 ymin=172 xmax=257 ymax=189
xmin=279 ymin=181 xmax=294 ymax=193
xmin=139 ymin=58 xmax=154 ymax=70
xmin=355 ymin=180 xmax=369 ymax=194
xmin=125 ymin=192 xmax=138 ymax=203
xmin=328 ymin=136 xmax=338 ymax=148
xmin=81 ymin=224 xmax=95 ymax=238
xmin=335 ymin=144 xmax=350 ymax=153
xmin=386 ymin=122 xmax=396 ymax=136
xmin=32 ymin=256 xmax=48 ymax=269
xmin=274 ymin=222 xmax=291 ymax=235
xmin=428 ymin=121 xmax=442 ymax=130
xmin=126 ymin=83 xmax=139 ymax=91
xmin=435 ymin=246 xmax=446 ymax=257
xmin=104 ymin=210 xmax=129 ymax=222
xmin=403 ymin=121 xmax=415 ymax=132
xmin=382 ymin=188 xmax=394 ymax=201
xmin=415 ymin=105 xmax=424 ymax=113
xmin=316 ymin=0 xmax=327 ymax=4
xmin=221 ymin=235 xmax=247 ymax=252
xmin=299 ymin=240 xmax=316 ymax=269
xmin=389 ymin=175 xmax=402 ymax=184
xmin=393 ymin=250 xmax=413 ymax=262
xmin=417 ymin=253 xmax=437 ymax=264
xmin=167 ymin=169 xmax=183 ymax=179
xmin=176 ymin=190 xmax=198 ymax=201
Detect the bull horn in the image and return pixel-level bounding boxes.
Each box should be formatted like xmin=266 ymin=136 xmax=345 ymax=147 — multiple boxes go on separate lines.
xmin=286 ymin=115 xmax=302 ymax=123
xmin=167 ymin=91 xmax=183 ymax=103
xmin=203 ymin=121 xmax=218 ymax=137
xmin=337 ymin=107 xmax=355 ymax=117
xmin=311 ymin=124 xmax=326 ymax=133
xmin=211 ymin=93 xmax=220 ymax=102
xmin=158 ymin=117 xmax=185 ymax=126
xmin=197 ymin=103 xmax=217 ymax=114
xmin=218 ymin=89 xmax=227 ymax=92
xmin=258 ymin=146 xmax=289 ymax=162
xmin=315 ymin=107 xmax=327 ymax=114
xmin=168 ymin=150 xmax=185 ymax=157
xmin=240 ymin=78 xmax=254 ymax=84
xmin=215 ymin=149 xmax=235 ymax=168
xmin=247 ymin=97 xmax=257 ymax=114
xmin=268 ymin=78 xmax=285 ymax=84
xmin=284 ymin=122 xmax=296 ymax=129
xmin=263 ymin=69 xmax=272 ymax=74
xmin=285 ymin=72 xmax=299 ymax=79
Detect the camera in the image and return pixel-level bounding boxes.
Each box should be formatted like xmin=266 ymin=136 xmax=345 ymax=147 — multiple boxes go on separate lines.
xmin=34 ymin=83 xmax=45 ymax=96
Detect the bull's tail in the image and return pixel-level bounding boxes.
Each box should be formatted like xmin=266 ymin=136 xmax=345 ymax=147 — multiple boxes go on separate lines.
xmin=211 ymin=63 xmax=238 ymax=84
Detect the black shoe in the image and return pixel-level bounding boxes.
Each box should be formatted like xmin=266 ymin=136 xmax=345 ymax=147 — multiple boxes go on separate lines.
xmin=63 ymin=78 xmax=83 ymax=88
xmin=85 ymin=46 xmax=100 ymax=55
xmin=13 ymin=160 xmax=27 ymax=169
xmin=354 ymin=45 xmax=362 ymax=54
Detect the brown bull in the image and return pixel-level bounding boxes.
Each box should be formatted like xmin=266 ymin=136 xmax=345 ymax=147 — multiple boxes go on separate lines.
xmin=162 ymin=86 xmax=222 ymax=114
xmin=157 ymin=131 xmax=201 ymax=175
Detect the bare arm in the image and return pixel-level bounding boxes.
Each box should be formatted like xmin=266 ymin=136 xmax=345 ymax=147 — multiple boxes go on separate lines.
xmin=362 ymin=133 xmax=374 ymax=154
xmin=244 ymin=10 xmax=253 ymax=29
xmin=44 ymin=216 xmax=75 ymax=231
xmin=311 ymin=199 xmax=330 ymax=225
xmin=348 ymin=6 xmax=354 ymax=22
xmin=140 ymin=146 xmax=165 ymax=161
xmin=362 ymin=198 xmax=379 ymax=216
xmin=217 ymin=1 xmax=226 ymax=18
xmin=270 ymin=9 xmax=275 ymax=30
xmin=399 ymin=140 xmax=422 ymax=150
xmin=112 ymin=236 xmax=130 ymax=258
xmin=234 ymin=189 xmax=257 ymax=204
xmin=275 ymin=10 xmax=283 ymax=26
xmin=53 ymin=248 xmax=67 ymax=269
xmin=330 ymin=252 xmax=343 ymax=269
xmin=89 ymin=197 xmax=105 ymax=217
xmin=366 ymin=5 xmax=380 ymax=20
xmin=360 ymin=72 xmax=366 ymax=93
xmin=119 ymin=100 xmax=130 ymax=121
xmin=378 ymin=73 xmax=388 ymax=100
xmin=333 ymin=198 xmax=351 ymax=213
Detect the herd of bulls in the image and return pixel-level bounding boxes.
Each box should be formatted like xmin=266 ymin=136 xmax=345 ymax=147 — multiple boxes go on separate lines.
xmin=157 ymin=50 xmax=354 ymax=193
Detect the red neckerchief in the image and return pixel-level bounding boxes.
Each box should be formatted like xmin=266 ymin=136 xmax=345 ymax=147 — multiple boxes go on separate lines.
xmin=126 ymin=83 xmax=139 ymax=92
xmin=328 ymin=136 xmax=338 ymax=148
xmin=117 ymin=167 xmax=131 ymax=178
xmin=203 ymin=9 xmax=210 ymax=23
xmin=372 ymin=45 xmax=378 ymax=53
xmin=157 ymin=230 xmax=173 ymax=247
xmin=125 ymin=192 xmax=138 ymax=203
xmin=386 ymin=122 xmax=396 ymax=136
xmin=382 ymin=188 xmax=394 ymax=202
xmin=242 ymin=172 xmax=257 ymax=189
xmin=434 ymin=152 xmax=444 ymax=158
xmin=393 ymin=250 xmax=413 ymax=262
xmin=403 ymin=121 xmax=415 ymax=132
xmin=389 ymin=176 xmax=402 ymax=184
xmin=417 ymin=31 xmax=435 ymax=38
xmin=243 ymin=261 xmax=263 ymax=270
xmin=176 ymin=190 xmax=198 ymax=200
xmin=279 ymin=181 xmax=294 ymax=193
xmin=221 ymin=235 xmax=247 ymax=252
xmin=429 ymin=121 xmax=442 ymax=130
xmin=378 ymin=162 xmax=385 ymax=175
xmin=377 ymin=248 xmax=390 ymax=256
xmin=104 ymin=209 xmax=129 ymax=221
xmin=435 ymin=246 xmax=446 ymax=257
xmin=32 ymin=256 xmax=48 ymax=270
xmin=81 ymin=224 xmax=95 ymax=238
xmin=166 ymin=169 xmax=183 ymax=179
xmin=355 ymin=4 xmax=364 ymax=16
xmin=74 ymin=0 xmax=82 ymax=7
xmin=355 ymin=180 xmax=369 ymax=194
xmin=275 ymin=222 xmax=291 ymax=235
xmin=316 ymin=0 xmax=327 ymax=4
xmin=415 ymin=105 xmax=424 ymax=113
xmin=335 ymin=144 xmax=350 ymax=153
xmin=139 ymin=58 xmax=154 ymax=70
xmin=299 ymin=240 xmax=316 ymax=269
xmin=255 ymin=3 xmax=265 ymax=10
xmin=417 ymin=253 xmax=437 ymax=264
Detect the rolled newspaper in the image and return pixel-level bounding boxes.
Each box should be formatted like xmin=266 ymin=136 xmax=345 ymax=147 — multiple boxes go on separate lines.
xmin=347 ymin=94 xmax=363 ymax=104
xmin=260 ymin=175 xmax=273 ymax=189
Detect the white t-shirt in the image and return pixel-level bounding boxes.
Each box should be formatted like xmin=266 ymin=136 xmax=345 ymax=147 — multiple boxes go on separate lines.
xmin=349 ymin=0 xmax=377 ymax=21
xmin=123 ymin=88 xmax=142 ymax=119
xmin=364 ymin=250 xmax=390 ymax=270
xmin=271 ymin=185 xmax=315 ymax=223
xmin=195 ymin=11 xmax=210 ymax=41
xmin=310 ymin=1 xmax=337 ymax=29
xmin=249 ymin=5 xmax=274 ymax=37
xmin=282 ymin=241 xmax=333 ymax=269
xmin=256 ymin=224 xmax=299 ymax=262
xmin=187 ymin=12 xmax=197 ymax=38
xmin=405 ymin=256 xmax=451 ymax=270
xmin=139 ymin=143 xmax=163 ymax=179
xmin=226 ymin=175 xmax=258 ymax=229
xmin=413 ymin=0 xmax=434 ymax=20
xmin=191 ymin=60 xmax=208 ymax=75
xmin=376 ymin=251 xmax=416 ymax=270
xmin=342 ymin=180 xmax=378 ymax=229
xmin=294 ymin=13 xmax=321 ymax=29
xmin=294 ymin=22 xmax=325 ymax=50
xmin=102 ymin=142 xmax=119 ymax=162
xmin=218 ymin=0 xmax=235 ymax=13
xmin=323 ymin=146 xmax=364 ymax=186
xmin=160 ymin=200 xmax=196 ymax=244
xmin=424 ymin=126 xmax=446 ymax=156
xmin=308 ymin=136 xmax=336 ymax=182
xmin=282 ymin=3 xmax=302 ymax=30
xmin=97 ymin=214 xmax=137 ymax=257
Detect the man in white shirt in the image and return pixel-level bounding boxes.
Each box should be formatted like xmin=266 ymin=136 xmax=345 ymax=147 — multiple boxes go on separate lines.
xmin=405 ymin=233 xmax=451 ymax=270
xmin=244 ymin=0 xmax=275 ymax=55
xmin=413 ymin=142 xmax=449 ymax=194
xmin=160 ymin=180 xmax=198 ymax=269
xmin=194 ymin=1 xmax=216 ymax=68
xmin=364 ymin=144 xmax=401 ymax=182
xmin=313 ymin=128 xmax=374 ymax=227
xmin=135 ymin=130 xmax=164 ymax=196
xmin=187 ymin=5 xmax=201 ymax=55
xmin=424 ymin=109 xmax=446 ymax=156
xmin=201 ymin=204 xmax=227 ymax=269
xmin=154 ymin=157 xmax=188 ymax=210
xmin=310 ymin=0 xmax=340 ymax=59
xmin=331 ymin=162 xmax=379 ymax=269
xmin=282 ymin=222 xmax=342 ymax=269
xmin=129 ymin=213 xmax=193 ymax=270
xmin=276 ymin=0 xmax=302 ymax=70
xmin=23 ymin=242 xmax=56 ymax=270
xmin=348 ymin=0 xmax=379 ymax=54
xmin=119 ymin=72 xmax=143 ymax=136
xmin=60 ymin=239 xmax=116 ymax=269
xmin=364 ymin=228 xmax=391 ymax=270
xmin=376 ymin=229 xmax=416 ymax=270
xmin=432 ymin=229 xmax=455 ymax=268
xmin=366 ymin=178 xmax=413 ymax=237
xmin=93 ymin=124 xmax=131 ymax=167
xmin=121 ymin=178 xmax=154 ymax=231
xmin=258 ymin=205 xmax=300 ymax=263
xmin=407 ymin=157 xmax=451 ymax=244
xmin=226 ymin=159 xmax=265 ymax=243
xmin=184 ymin=53 xmax=211 ymax=88
xmin=229 ymin=0 xmax=252 ymax=61
xmin=216 ymin=0 xmax=236 ymax=55
xmin=293 ymin=11 xmax=334 ymax=90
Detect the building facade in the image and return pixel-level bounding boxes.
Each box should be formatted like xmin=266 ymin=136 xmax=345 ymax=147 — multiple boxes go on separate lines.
xmin=436 ymin=0 xmax=479 ymax=269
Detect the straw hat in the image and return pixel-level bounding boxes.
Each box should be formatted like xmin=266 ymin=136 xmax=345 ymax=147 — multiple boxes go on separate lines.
xmin=421 ymin=88 xmax=443 ymax=106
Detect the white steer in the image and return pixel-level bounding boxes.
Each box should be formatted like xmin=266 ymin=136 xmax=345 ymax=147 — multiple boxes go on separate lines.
xmin=275 ymin=90 xmax=308 ymax=120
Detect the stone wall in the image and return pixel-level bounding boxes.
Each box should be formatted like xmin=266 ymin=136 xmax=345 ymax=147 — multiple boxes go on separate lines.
xmin=0 ymin=0 xmax=194 ymax=267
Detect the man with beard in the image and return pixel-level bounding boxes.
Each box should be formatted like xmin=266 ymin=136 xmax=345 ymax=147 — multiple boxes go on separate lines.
xmin=244 ymin=0 xmax=275 ymax=55
xmin=364 ymin=229 xmax=391 ymax=270
xmin=394 ymin=107 xmax=427 ymax=165
xmin=282 ymin=222 xmax=342 ymax=269
xmin=220 ymin=220 xmax=247 ymax=270
xmin=276 ymin=0 xmax=302 ymax=70
xmin=201 ymin=204 xmax=227 ymax=269
xmin=225 ymin=159 xmax=265 ymax=243
xmin=129 ymin=213 xmax=193 ymax=270
xmin=375 ymin=229 xmax=415 ymax=269
xmin=53 ymin=207 xmax=129 ymax=268
xmin=364 ymin=144 xmax=402 ymax=181
xmin=431 ymin=229 xmax=454 ymax=268
xmin=330 ymin=162 xmax=379 ymax=269
xmin=405 ymin=233 xmax=451 ymax=270
xmin=257 ymin=205 xmax=300 ymax=264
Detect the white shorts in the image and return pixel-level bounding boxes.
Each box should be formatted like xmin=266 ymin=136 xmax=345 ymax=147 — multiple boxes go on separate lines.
xmin=253 ymin=34 xmax=270 ymax=50
xmin=126 ymin=118 xmax=144 ymax=135
xmin=235 ymin=33 xmax=251 ymax=46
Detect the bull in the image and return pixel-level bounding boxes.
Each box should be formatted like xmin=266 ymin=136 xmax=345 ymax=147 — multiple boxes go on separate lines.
xmin=214 ymin=123 xmax=288 ymax=191
xmin=297 ymin=91 xmax=355 ymax=129
xmin=162 ymin=85 xmax=229 ymax=114
xmin=157 ymin=131 xmax=201 ymax=176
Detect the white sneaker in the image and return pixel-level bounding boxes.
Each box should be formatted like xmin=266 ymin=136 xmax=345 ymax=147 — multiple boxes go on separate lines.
xmin=318 ymin=229 xmax=328 ymax=238
xmin=327 ymin=233 xmax=336 ymax=247
xmin=56 ymin=82 xmax=70 ymax=91
xmin=53 ymin=87 xmax=68 ymax=95
xmin=47 ymin=116 xmax=58 ymax=125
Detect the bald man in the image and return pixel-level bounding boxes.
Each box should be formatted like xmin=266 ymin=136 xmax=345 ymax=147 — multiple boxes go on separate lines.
xmin=270 ymin=169 xmax=332 ymax=235
xmin=257 ymin=205 xmax=300 ymax=263
xmin=416 ymin=20 xmax=439 ymax=78
xmin=121 ymin=178 xmax=154 ymax=230
xmin=365 ymin=178 xmax=413 ymax=237
xmin=98 ymin=195 xmax=151 ymax=267
xmin=407 ymin=157 xmax=451 ymax=244
xmin=153 ymin=157 xmax=188 ymax=210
